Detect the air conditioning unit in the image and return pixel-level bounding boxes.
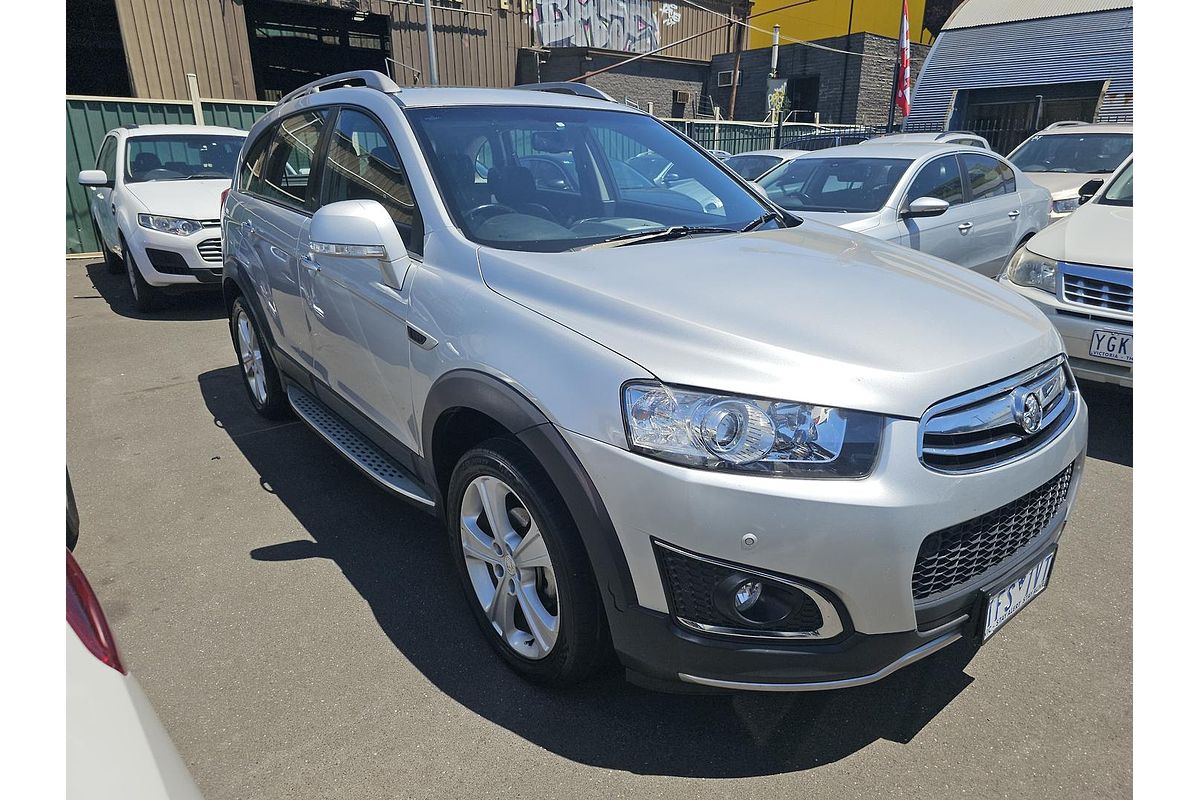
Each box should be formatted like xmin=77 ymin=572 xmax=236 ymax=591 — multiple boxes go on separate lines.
xmin=716 ymin=71 xmax=733 ymax=87
xmin=673 ymin=89 xmax=693 ymax=105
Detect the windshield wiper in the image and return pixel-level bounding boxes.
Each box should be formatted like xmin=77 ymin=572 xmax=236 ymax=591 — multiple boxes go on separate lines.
xmin=741 ymin=210 xmax=786 ymax=231
xmin=573 ymin=225 xmax=735 ymax=251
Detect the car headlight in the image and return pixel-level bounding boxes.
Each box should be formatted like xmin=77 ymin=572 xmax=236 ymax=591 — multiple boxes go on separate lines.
xmin=137 ymin=214 xmax=203 ymax=236
xmin=1051 ymin=197 xmax=1080 ymax=215
xmin=1006 ymin=246 xmax=1058 ymax=294
xmin=622 ymin=382 xmax=883 ymax=478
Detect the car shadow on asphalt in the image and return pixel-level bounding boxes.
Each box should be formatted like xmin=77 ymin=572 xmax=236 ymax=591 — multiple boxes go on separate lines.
xmin=79 ymin=260 xmax=226 ymax=322
xmin=199 ymin=364 xmax=978 ymax=777
xmin=1078 ymin=380 xmax=1132 ymax=467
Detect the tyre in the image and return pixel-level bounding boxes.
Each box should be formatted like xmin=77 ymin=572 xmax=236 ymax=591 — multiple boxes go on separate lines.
xmin=90 ymin=216 xmax=122 ymax=274
xmin=447 ymin=438 xmax=608 ymax=686
xmin=124 ymin=243 xmax=159 ymax=312
xmin=229 ymin=296 xmax=289 ymax=420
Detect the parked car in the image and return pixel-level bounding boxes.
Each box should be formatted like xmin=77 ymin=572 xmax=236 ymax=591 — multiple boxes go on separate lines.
xmin=67 ymin=491 xmax=203 ymax=798
xmin=780 ymin=129 xmax=878 ymax=151
xmin=756 ymin=142 xmax=1051 ymax=276
xmin=707 ymin=149 xmax=733 ymax=160
xmin=1007 ymin=121 xmax=1133 ymax=219
xmin=722 ymin=149 xmax=808 ymax=180
xmin=222 ymin=72 xmax=1087 ymax=692
xmin=1000 ymin=157 xmax=1132 ymax=387
xmin=78 ymin=124 xmax=247 ymax=311
xmin=863 ymin=131 xmax=992 ymax=150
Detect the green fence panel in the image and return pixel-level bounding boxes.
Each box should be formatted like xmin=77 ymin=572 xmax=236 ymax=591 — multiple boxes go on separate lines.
xmin=203 ymin=101 xmax=272 ymax=131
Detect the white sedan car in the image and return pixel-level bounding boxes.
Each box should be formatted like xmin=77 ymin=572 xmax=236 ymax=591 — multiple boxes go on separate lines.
xmin=722 ymin=149 xmax=808 ymax=180
xmin=1000 ymin=157 xmax=1132 ymax=387
xmin=79 ymin=124 xmax=246 ymax=311
xmin=757 ymin=142 xmax=1051 ymax=276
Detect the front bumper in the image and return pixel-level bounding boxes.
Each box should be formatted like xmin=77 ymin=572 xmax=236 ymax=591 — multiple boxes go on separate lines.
xmin=125 ymin=224 xmax=223 ymax=287
xmin=999 ymin=277 xmax=1132 ymax=387
xmin=564 ymin=391 xmax=1087 ymax=690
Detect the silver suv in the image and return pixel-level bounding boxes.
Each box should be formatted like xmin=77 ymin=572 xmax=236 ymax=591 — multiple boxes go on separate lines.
xmin=222 ymin=71 xmax=1088 ymax=691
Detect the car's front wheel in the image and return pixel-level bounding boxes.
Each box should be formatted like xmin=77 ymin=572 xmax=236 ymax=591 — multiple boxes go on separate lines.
xmin=124 ymin=244 xmax=159 ymax=312
xmin=447 ymin=438 xmax=608 ymax=686
xmin=229 ymin=296 xmax=288 ymax=419
xmin=90 ymin=216 xmax=122 ymax=274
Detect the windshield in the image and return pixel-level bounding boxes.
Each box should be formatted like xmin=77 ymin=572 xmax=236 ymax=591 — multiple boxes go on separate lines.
xmin=125 ymin=134 xmax=245 ymax=183
xmin=725 ymin=154 xmax=783 ymax=180
xmin=403 ymin=106 xmax=776 ymax=252
xmin=1098 ymin=160 xmax=1133 ymax=206
xmin=1008 ymin=133 xmax=1132 ymax=174
xmin=757 ymin=157 xmax=911 ymax=213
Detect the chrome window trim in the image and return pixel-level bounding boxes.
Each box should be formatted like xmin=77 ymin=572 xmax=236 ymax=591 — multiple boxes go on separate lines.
xmin=917 ymin=355 xmax=1077 ymax=474
xmin=654 ymin=540 xmax=845 ymax=641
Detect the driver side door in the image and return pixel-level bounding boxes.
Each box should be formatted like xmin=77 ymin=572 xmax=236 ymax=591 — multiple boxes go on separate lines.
xmin=895 ymin=155 xmax=973 ymax=265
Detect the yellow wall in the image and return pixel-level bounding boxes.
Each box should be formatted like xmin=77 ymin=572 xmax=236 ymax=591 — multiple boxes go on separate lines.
xmin=748 ymin=0 xmax=935 ymax=50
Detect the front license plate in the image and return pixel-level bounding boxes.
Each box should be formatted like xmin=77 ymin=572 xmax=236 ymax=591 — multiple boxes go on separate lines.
xmin=980 ymin=549 xmax=1056 ymax=642
xmin=1089 ymin=329 xmax=1132 ymax=363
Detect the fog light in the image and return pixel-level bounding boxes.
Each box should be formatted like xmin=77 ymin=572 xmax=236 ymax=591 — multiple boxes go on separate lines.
xmin=733 ymin=579 xmax=762 ymax=612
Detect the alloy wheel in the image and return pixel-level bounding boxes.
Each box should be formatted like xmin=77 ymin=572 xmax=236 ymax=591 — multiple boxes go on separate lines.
xmin=459 ymin=475 xmax=560 ymax=659
xmin=235 ymin=309 xmax=268 ymax=406
xmin=126 ymin=250 xmax=139 ymax=302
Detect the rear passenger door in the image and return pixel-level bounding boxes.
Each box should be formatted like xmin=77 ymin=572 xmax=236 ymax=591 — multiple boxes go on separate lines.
xmin=306 ymin=106 xmax=423 ymax=451
xmin=958 ymin=152 xmax=1022 ymax=276
xmin=896 ymin=155 xmax=972 ymax=265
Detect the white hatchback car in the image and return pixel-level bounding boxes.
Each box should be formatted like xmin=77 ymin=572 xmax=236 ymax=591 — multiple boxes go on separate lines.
xmin=1000 ymin=157 xmax=1133 ymax=387
xmin=79 ymin=124 xmax=246 ymax=311
xmin=758 ymin=142 xmax=1051 ymax=276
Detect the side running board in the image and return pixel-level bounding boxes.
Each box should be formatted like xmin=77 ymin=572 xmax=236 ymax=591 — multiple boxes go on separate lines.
xmin=286 ymin=385 xmax=435 ymax=508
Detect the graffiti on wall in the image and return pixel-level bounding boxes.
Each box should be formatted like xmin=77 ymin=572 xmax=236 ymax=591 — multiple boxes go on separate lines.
xmin=534 ymin=0 xmax=675 ymax=54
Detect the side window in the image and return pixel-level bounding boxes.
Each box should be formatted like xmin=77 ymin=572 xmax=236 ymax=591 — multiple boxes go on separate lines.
xmin=961 ymin=153 xmax=1010 ymax=201
xmin=238 ymin=127 xmax=275 ymax=194
xmin=473 ymin=139 xmax=494 ymax=184
xmin=906 ymin=155 xmax=964 ymax=206
xmin=96 ymin=137 xmax=117 ymax=178
xmin=321 ymin=108 xmax=421 ymax=254
xmin=258 ymin=110 xmax=328 ymax=209
xmin=996 ymin=159 xmax=1017 ymax=193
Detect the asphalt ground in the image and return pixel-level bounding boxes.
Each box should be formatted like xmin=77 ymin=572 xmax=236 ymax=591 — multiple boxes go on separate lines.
xmin=66 ymin=258 xmax=1132 ymax=799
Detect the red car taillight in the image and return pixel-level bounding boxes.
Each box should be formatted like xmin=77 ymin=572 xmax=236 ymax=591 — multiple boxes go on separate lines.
xmin=67 ymin=549 xmax=125 ymax=673
xmin=220 ymin=188 xmax=230 ymax=211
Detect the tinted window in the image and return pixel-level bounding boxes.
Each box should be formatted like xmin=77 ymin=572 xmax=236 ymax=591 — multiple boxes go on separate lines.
xmin=405 ymin=106 xmax=774 ymax=252
xmin=724 ymin=154 xmax=783 ymax=180
xmin=258 ymin=110 xmax=328 ymax=209
xmin=758 ymin=157 xmax=911 ymax=212
xmin=96 ymin=136 xmax=117 ymax=177
xmin=1008 ymin=133 xmax=1132 ymax=175
xmin=906 ymin=156 xmax=965 ymax=205
xmin=322 ymin=108 xmax=420 ymax=251
xmin=124 ymin=134 xmax=245 ymax=183
xmin=961 ymin=153 xmax=1012 ymax=200
xmin=238 ymin=128 xmax=274 ymax=193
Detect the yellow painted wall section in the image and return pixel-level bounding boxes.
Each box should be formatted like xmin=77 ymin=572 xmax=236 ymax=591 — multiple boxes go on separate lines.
xmin=747 ymin=0 xmax=934 ymax=50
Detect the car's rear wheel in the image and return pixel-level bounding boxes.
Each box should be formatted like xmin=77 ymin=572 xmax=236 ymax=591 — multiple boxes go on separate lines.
xmin=447 ymin=438 xmax=607 ymax=686
xmin=124 ymin=244 xmax=159 ymax=312
xmin=229 ymin=296 xmax=288 ymax=420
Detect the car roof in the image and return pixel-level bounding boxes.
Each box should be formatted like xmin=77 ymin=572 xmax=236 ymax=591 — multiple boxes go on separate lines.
xmin=390 ymin=87 xmax=640 ymax=114
xmin=864 ymin=132 xmax=986 ymax=144
xmin=794 ymin=141 xmax=968 ymax=159
xmin=728 ymin=149 xmax=806 ymax=159
xmin=117 ymin=124 xmax=247 ymax=138
xmin=1035 ymin=122 xmax=1133 ymax=136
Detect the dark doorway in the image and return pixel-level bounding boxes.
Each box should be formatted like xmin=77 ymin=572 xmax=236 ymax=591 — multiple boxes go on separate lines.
xmin=66 ymin=0 xmax=131 ymax=96
xmin=786 ymin=76 xmax=820 ymax=123
xmin=955 ymin=81 xmax=1105 ymax=154
xmin=244 ymin=0 xmax=392 ymax=101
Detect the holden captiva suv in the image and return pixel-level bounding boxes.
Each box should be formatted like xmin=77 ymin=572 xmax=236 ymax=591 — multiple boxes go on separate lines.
xmin=221 ymin=72 xmax=1087 ymax=691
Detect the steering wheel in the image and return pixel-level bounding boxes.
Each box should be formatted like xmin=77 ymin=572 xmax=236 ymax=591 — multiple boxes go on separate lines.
xmin=465 ymin=203 xmax=518 ymax=226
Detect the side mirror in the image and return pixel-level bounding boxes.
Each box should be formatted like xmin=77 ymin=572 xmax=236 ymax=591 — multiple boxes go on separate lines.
xmin=310 ymin=200 xmax=410 ymax=290
xmin=902 ymin=196 xmax=951 ymax=219
xmin=78 ymin=170 xmax=111 ymax=187
xmin=1077 ymin=179 xmax=1104 ymax=205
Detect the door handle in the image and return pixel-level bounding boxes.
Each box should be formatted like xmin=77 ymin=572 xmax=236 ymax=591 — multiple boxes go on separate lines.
xmin=110 ymin=203 xmax=116 ymax=214
xmin=957 ymin=222 xmax=973 ymax=233
xmin=300 ymin=253 xmax=321 ymax=273
xmin=243 ymin=219 xmax=255 ymax=235
xmin=1008 ymin=210 xmax=1021 ymax=219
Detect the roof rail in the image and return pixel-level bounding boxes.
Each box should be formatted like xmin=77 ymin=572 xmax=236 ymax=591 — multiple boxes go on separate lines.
xmin=514 ymin=82 xmax=616 ymax=103
xmin=1044 ymin=120 xmax=1089 ymax=129
xmin=279 ymin=70 xmax=401 ymax=105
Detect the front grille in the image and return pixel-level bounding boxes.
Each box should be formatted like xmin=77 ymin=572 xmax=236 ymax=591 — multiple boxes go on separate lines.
xmin=920 ymin=357 xmax=1077 ymax=473
xmin=197 ymin=238 xmax=222 ymax=263
xmin=1061 ymin=263 xmax=1132 ymax=314
xmin=655 ymin=544 xmax=824 ymax=634
xmin=912 ymin=463 xmax=1073 ymax=601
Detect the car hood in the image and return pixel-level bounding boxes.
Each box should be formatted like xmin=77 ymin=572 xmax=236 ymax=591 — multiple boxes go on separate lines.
xmin=478 ymin=226 xmax=1061 ymax=418
xmin=1026 ymin=201 xmax=1132 ymax=269
xmin=123 ymin=179 xmax=229 ymax=220
xmin=1023 ymin=171 xmax=1105 ymax=200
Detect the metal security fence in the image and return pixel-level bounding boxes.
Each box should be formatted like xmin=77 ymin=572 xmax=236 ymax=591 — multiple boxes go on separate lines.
xmin=663 ymin=119 xmax=838 ymax=155
xmin=66 ymin=95 xmax=273 ymax=254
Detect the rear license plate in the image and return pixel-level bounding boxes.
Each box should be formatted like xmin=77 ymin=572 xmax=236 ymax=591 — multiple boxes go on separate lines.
xmin=1089 ymin=329 xmax=1132 ymax=363
xmin=980 ymin=549 xmax=1056 ymax=642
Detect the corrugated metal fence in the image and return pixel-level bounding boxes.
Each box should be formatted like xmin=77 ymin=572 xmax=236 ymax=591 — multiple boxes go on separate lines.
xmin=67 ymin=95 xmax=273 ymax=254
